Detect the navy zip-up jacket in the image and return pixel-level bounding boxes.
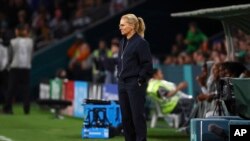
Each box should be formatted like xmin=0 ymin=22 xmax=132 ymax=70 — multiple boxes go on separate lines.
xmin=117 ymin=33 xmax=153 ymax=82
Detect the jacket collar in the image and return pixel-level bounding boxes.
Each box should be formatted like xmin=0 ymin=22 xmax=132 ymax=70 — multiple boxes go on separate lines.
xmin=123 ymin=33 xmax=139 ymax=42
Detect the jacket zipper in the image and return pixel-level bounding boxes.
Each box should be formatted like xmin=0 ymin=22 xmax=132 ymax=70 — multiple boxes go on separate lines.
xmin=119 ymin=40 xmax=129 ymax=77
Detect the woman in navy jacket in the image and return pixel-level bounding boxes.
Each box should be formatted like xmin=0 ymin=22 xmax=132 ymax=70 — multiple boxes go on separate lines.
xmin=118 ymin=13 xmax=153 ymax=141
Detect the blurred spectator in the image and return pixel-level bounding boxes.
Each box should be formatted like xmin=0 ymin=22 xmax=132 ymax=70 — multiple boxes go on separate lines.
xmin=71 ymin=7 xmax=91 ymax=31
xmin=212 ymin=40 xmax=226 ymax=54
xmin=0 ymin=12 xmax=15 ymax=46
xmin=34 ymin=18 xmax=53 ymax=50
xmin=92 ymin=39 xmax=112 ymax=83
xmin=219 ymin=61 xmax=247 ymax=78
xmin=171 ymin=44 xmax=181 ymax=56
xmin=235 ymin=40 xmax=248 ymax=63
xmin=55 ymin=68 xmax=68 ymax=80
xmin=67 ymin=34 xmax=92 ymax=81
xmin=192 ymin=50 xmax=207 ymax=66
xmin=0 ymin=38 xmax=8 ymax=72
xmin=163 ymin=55 xmax=176 ymax=65
xmin=3 ymin=25 xmax=33 ymax=114
xmin=109 ymin=0 xmax=128 ymax=15
xmin=240 ymin=70 xmax=250 ymax=78
xmin=111 ymin=36 xmax=120 ymax=44
xmin=175 ymin=33 xmax=186 ymax=51
xmin=210 ymin=50 xmax=226 ymax=63
xmin=232 ymin=29 xmax=250 ymax=63
xmin=31 ymin=5 xmax=51 ymax=30
xmin=0 ymin=11 xmax=9 ymax=31
xmin=31 ymin=6 xmax=53 ymax=50
xmin=176 ymin=53 xmax=185 ymax=65
xmin=184 ymin=22 xmax=208 ymax=54
xmin=6 ymin=0 xmax=31 ymax=28
xmin=27 ymin=0 xmax=54 ymax=14
xmin=49 ymin=8 xmax=69 ymax=39
xmin=17 ymin=10 xmax=29 ymax=27
xmin=103 ymin=42 xmax=120 ymax=84
xmin=170 ymin=33 xmax=186 ymax=56
xmin=0 ymin=38 xmax=8 ymax=106
xmin=180 ymin=52 xmax=194 ymax=64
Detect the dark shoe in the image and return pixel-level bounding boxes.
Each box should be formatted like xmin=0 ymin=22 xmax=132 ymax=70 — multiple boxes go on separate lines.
xmin=24 ymin=109 xmax=30 ymax=115
xmin=24 ymin=106 xmax=30 ymax=115
xmin=2 ymin=106 xmax=13 ymax=115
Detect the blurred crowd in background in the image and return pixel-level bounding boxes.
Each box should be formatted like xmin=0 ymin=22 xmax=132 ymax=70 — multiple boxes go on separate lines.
xmin=0 ymin=0 xmax=139 ymax=51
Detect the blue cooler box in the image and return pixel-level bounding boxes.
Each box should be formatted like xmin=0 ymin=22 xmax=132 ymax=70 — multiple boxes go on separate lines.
xmin=82 ymin=100 xmax=122 ymax=139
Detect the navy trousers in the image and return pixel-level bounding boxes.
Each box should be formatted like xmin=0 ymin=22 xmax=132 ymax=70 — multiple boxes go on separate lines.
xmin=118 ymin=77 xmax=147 ymax=141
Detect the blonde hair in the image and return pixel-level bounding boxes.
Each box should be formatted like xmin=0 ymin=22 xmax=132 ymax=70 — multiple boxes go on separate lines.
xmin=121 ymin=14 xmax=146 ymax=38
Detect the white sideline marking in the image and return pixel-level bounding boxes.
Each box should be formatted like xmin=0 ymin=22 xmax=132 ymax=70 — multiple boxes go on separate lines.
xmin=0 ymin=135 xmax=13 ymax=141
